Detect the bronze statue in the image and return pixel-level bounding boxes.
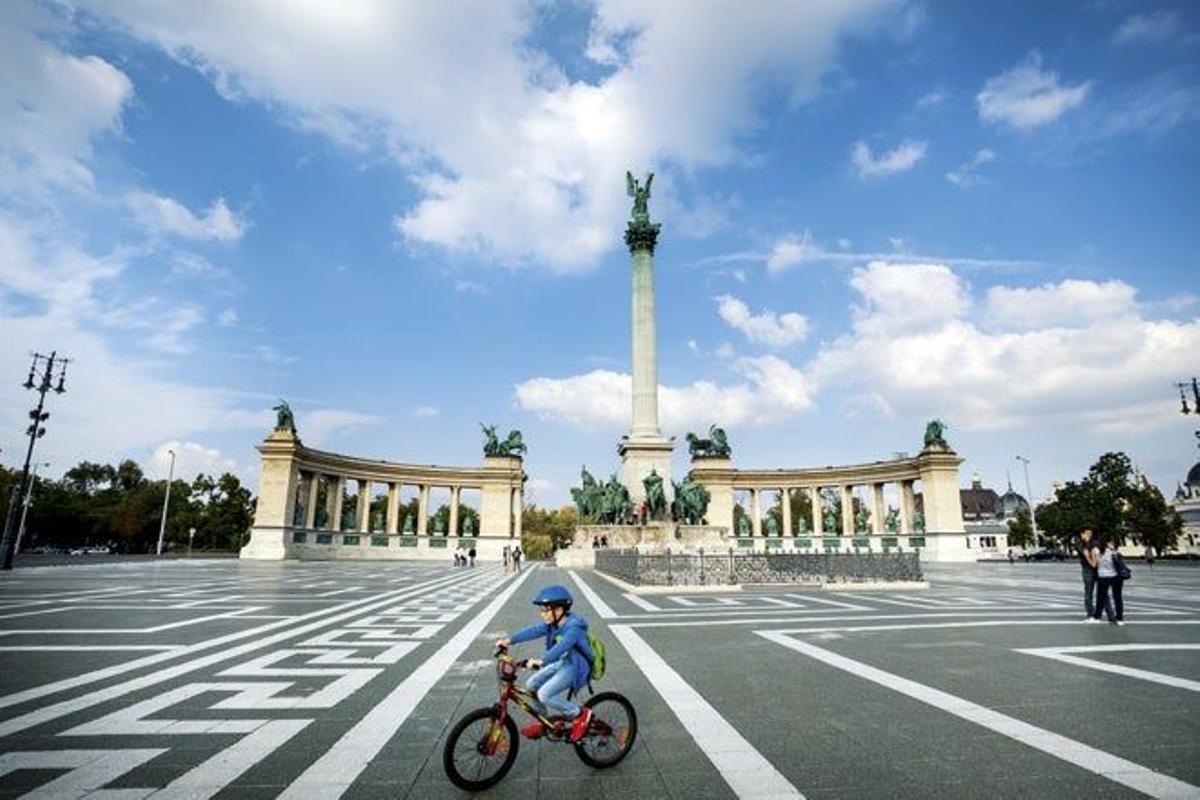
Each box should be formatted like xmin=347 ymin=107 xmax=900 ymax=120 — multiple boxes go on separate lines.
xmin=765 ymin=516 xmax=779 ymax=537
xmin=912 ymin=510 xmax=926 ymax=533
xmin=923 ymin=418 xmax=949 ymax=450
xmin=402 ymin=514 xmax=415 ymax=534
xmin=854 ymin=507 xmax=870 ymax=533
xmin=481 ymin=424 xmax=527 ymax=457
xmin=885 ymin=507 xmax=900 ymax=533
xmin=671 ymin=478 xmax=711 ymax=525
xmin=272 ymin=400 xmax=296 ymax=432
xmin=643 ymin=469 xmax=666 ymax=520
xmin=823 ymin=510 xmax=838 ymax=533
xmin=626 ymin=171 xmax=653 ymax=222
xmin=737 ymin=514 xmax=751 ymax=536
xmin=686 ymin=424 xmax=732 ymax=458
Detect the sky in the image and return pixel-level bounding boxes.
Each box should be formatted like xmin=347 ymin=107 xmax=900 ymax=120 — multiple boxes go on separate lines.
xmin=1 ymin=0 xmax=1198 ymax=512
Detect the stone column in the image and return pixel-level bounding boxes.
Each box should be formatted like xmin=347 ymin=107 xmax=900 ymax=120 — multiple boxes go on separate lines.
xmin=900 ymin=480 xmax=915 ymax=535
xmin=841 ymin=485 xmax=854 ymax=536
xmin=630 ymin=247 xmax=660 ymax=439
xmin=750 ymin=488 xmax=762 ymax=537
xmin=872 ymin=483 xmax=886 ymax=535
xmin=448 ymin=486 xmax=460 ymax=537
xmin=305 ymin=473 xmax=320 ymax=528
xmin=356 ymin=480 xmax=370 ymax=533
xmin=332 ymin=477 xmax=346 ymax=531
xmin=386 ymin=482 xmax=399 ymax=533
xmin=417 ymin=484 xmax=429 ymax=536
xmin=512 ymin=487 xmax=523 ymax=539
xmin=781 ymin=488 xmax=792 ymax=536
xmin=917 ymin=449 xmax=969 ymax=562
xmin=809 ymin=486 xmax=821 ymax=535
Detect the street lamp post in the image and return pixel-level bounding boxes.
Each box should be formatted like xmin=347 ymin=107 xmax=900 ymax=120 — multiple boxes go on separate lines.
xmin=1 ymin=351 xmax=70 ymax=571
xmin=1015 ymin=455 xmax=1039 ymax=550
xmin=156 ymin=449 xmax=176 ymax=556
xmin=14 ymin=462 xmax=50 ymax=556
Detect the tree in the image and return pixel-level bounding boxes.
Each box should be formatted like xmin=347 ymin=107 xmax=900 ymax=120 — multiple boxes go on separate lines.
xmin=1007 ymin=508 xmax=1034 ymax=548
xmin=1124 ymin=481 xmax=1182 ymax=555
xmin=522 ymin=505 xmax=577 ymax=555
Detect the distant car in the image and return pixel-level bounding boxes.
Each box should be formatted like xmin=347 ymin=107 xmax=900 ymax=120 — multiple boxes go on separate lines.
xmin=1022 ymin=548 xmax=1066 ymax=562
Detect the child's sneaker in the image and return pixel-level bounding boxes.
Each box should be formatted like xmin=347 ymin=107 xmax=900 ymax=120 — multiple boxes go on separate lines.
xmin=520 ymin=721 xmax=544 ymax=739
xmin=568 ymin=707 xmax=593 ymax=743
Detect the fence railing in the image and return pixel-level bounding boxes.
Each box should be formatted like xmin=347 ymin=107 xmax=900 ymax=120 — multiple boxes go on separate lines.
xmin=594 ymin=548 xmax=922 ymax=586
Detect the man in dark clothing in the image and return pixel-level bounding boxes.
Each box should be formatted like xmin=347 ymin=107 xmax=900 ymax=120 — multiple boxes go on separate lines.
xmin=1073 ymin=528 xmax=1099 ymax=621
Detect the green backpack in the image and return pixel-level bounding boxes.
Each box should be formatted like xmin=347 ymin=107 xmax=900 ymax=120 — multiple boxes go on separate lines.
xmin=586 ymin=631 xmax=606 ymax=682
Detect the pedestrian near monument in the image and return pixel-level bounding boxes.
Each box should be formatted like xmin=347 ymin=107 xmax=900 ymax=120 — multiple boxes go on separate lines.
xmin=1092 ymin=536 xmax=1127 ymax=625
xmin=503 ymin=545 xmax=511 ymax=572
xmin=1073 ymin=528 xmax=1100 ymax=621
xmin=512 ymin=545 xmax=522 ymax=571
xmin=468 ymin=545 xmax=476 ymax=567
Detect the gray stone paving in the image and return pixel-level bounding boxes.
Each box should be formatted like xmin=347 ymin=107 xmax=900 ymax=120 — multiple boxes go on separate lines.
xmin=0 ymin=559 xmax=1196 ymax=798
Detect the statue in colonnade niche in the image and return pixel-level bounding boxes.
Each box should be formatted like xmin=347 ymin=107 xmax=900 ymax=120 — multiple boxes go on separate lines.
xmin=885 ymin=507 xmax=900 ymax=533
xmin=912 ymin=511 xmax=926 ymax=533
xmin=823 ymin=510 xmax=838 ymax=533
xmin=315 ymin=506 xmax=329 ymax=529
xmin=462 ymin=515 xmax=475 ymax=536
xmin=854 ymin=507 xmax=870 ymax=533
xmin=432 ymin=516 xmax=445 ymax=535
xmin=922 ymin=419 xmax=950 ymax=450
xmin=402 ymin=514 xmax=415 ymax=535
xmin=795 ymin=516 xmax=808 ymax=534
xmin=765 ymin=516 xmax=779 ymax=537
xmin=643 ymin=469 xmax=666 ymax=520
xmin=736 ymin=514 xmax=751 ymax=537
xmin=272 ymin=400 xmax=296 ymax=433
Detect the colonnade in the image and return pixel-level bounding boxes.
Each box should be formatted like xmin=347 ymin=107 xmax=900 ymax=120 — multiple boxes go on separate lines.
xmin=242 ymin=427 xmax=524 ymax=561
xmin=733 ymin=480 xmax=922 ymax=537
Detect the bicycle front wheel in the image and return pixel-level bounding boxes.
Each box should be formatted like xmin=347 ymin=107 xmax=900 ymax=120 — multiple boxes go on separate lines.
xmin=574 ymin=691 xmax=637 ymax=768
xmin=443 ymin=707 xmax=519 ymax=791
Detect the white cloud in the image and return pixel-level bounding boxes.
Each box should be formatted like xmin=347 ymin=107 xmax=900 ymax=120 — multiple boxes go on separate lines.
xmin=946 ymin=148 xmax=996 ymax=187
xmin=151 ymin=440 xmax=238 ymax=482
xmin=298 ymin=409 xmax=384 ymax=446
xmin=146 ymin=305 xmax=205 ymax=354
xmin=126 ymin=191 xmax=248 ymax=242
xmin=0 ymin=1 xmax=133 ymax=196
xmin=414 ymin=405 xmax=439 ymax=418
xmin=848 ymin=261 xmax=971 ymax=335
xmin=1112 ymin=10 xmax=1182 ymax=46
xmin=76 ymin=0 xmax=900 ymax=271
xmin=851 ymin=139 xmax=927 ymax=178
xmin=984 ymin=279 xmax=1137 ymax=330
xmin=977 ymin=52 xmax=1090 ymax=130
xmin=916 ymin=89 xmax=946 ymax=108
xmin=216 ymin=308 xmax=238 ymax=327
xmin=254 ymin=344 xmax=296 ymax=365
xmin=766 ymin=230 xmax=822 ymax=273
xmin=716 ymin=295 xmax=809 ymax=347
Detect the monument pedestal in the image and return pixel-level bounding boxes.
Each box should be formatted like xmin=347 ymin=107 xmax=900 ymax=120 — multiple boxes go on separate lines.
xmin=618 ymin=435 xmax=674 ymax=506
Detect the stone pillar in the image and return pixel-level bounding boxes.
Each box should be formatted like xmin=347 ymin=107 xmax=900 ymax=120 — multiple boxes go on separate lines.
xmin=356 ymin=480 xmax=370 ymax=533
xmin=448 ymin=486 xmax=460 ymax=537
xmin=481 ymin=456 xmax=523 ymax=539
xmin=689 ymin=458 xmax=733 ymax=532
xmin=872 ymin=483 xmax=885 ymax=535
xmin=630 ymin=248 xmax=660 ymax=439
xmin=841 ymin=485 xmax=854 ymax=536
xmin=512 ymin=486 xmax=523 ymax=539
xmin=917 ymin=448 xmax=969 ymax=561
xmin=809 ymin=486 xmax=821 ymax=535
xmin=332 ymin=477 xmax=346 ymax=531
xmin=386 ymin=482 xmax=399 ymax=533
xmin=750 ymin=489 xmax=762 ymax=537
xmin=305 ymin=473 xmax=319 ymax=528
xmin=242 ymin=429 xmax=301 ymax=560
xmin=900 ymin=480 xmax=915 ymax=535
xmin=417 ymin=484 xmax=429 ymax=537
xmin=782 ymin=488 xmax=792 ymax=537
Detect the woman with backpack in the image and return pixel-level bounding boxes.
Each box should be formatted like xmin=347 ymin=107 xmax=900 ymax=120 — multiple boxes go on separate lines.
xmin=1092 ymin=535 xmax=1129 ymax=626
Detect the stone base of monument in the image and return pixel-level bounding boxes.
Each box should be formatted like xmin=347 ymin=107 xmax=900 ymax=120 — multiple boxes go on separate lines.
xmin=555 ymin=523 xmax=729 ymax=569
xmin=240 ymin=527 xmax=522 ymax=562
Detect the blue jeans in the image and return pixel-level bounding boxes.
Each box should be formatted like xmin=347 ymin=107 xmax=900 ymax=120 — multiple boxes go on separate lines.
xmin=526 ymin=659 xmax=580 ymax=718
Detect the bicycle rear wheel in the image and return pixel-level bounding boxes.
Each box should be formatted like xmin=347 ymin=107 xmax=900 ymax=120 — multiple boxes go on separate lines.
xmin=574 ymin=691 xmax=637 ymax=768
xmin=443 ymin=707 xmax=519 ymax=790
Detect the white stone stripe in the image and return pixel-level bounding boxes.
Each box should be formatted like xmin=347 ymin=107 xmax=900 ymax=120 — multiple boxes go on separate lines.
xmin=770 ymin=619 xmax=1200 ymax=635
xmin=153 ymin=719 xmax=312 ymax=799
xmin=622 ymin=592 xmax=661 ymax=612
xmin=610 ymin=624 xmax=804 ymax=799
xmin=0 ymin=571 xmax=487 ymax=736
xmin=568 ymin=570 xmax=616 ymax=618
xmin=278 ymin=567 xmax=536 ymax=799
xmin=1017 ymin=645 xmax=1200 ymax=692
xmin=760 ymin=632 xmax=1199 ymax=799
xmin=781 ymin=594 xmax=869 ymax=611
xmin=0 ymin=645 xmax=180 ymax=652
xmin=627 ymin=610 xmax=1189 ymax=629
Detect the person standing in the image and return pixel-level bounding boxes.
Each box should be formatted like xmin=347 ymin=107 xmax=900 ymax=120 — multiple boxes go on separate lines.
xmin=512 ymin=545 xmax=522 ymax=572
xmin=1073 ymin=528 xmax=1099 ymax=621
xmin=468 ymin=545 xmax=476 ymax=567
xmin=1092 ymin=536 xmax=1126 ymax=625
xmin=502 ymin=545 xmax=511 ymax=572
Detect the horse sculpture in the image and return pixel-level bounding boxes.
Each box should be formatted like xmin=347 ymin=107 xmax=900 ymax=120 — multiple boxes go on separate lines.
xmin=686 ymin=424 xmax=732 ymax=458
xmin=671 ymin=478 xmax=711 ymax=525
xmin=923 ymin=418 xmax=949 ymax=450
xmin=481 ymin=424 xmax=527 ymax=457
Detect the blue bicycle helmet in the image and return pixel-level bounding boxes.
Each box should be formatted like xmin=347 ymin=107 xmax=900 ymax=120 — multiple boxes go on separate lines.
xmin=531 ymin=584 xmax=573 ymax=608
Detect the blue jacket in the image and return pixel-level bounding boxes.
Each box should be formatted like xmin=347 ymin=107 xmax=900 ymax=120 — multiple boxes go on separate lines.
xmin=510 ymin=613 xmax=592 ymax=691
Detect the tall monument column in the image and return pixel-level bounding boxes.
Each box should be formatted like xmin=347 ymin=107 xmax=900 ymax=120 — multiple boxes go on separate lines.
xmin=619 ymin=171 xmax=674 ymax=506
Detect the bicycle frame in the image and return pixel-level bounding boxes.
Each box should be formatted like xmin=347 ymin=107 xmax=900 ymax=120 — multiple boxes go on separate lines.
xmin=492 ymin=651 xmax=571 ymax=740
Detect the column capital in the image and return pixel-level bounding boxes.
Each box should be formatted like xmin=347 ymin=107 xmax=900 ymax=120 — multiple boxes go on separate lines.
xmin=624 ymin=221 xmax=662 ymax=255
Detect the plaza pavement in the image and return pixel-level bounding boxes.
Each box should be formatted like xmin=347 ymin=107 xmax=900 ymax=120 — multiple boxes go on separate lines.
xmin=0 ymin=558 xmax=1196 ymax=798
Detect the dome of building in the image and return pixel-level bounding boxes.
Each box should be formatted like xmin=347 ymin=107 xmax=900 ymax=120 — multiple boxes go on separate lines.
xmin=998 ymin=486 xmax=1030 ymax=520
xmin=1187 ymin=461 xmax=1200 ymax=488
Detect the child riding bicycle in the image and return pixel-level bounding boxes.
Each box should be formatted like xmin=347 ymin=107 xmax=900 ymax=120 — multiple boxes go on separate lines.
xmin=496 ymin=584 xmax=593 ymax=742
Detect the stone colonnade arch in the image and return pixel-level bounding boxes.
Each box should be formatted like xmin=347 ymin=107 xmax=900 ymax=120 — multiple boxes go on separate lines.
xmin=688 ymin=446 xmax=969 ymax=562
xmin=241 ymin=428 xmax=524 ymax=561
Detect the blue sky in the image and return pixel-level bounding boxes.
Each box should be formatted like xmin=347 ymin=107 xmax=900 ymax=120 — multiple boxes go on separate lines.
xmin=1 ymin=0 xmax=1197 ymax=510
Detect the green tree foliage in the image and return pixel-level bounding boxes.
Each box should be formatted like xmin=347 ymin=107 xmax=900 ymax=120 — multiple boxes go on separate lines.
xmin=1006 ymin=508 xmax=1034 ymax=548
xmin=1035 ymin=451 xmax=1182 ymax=552
xmin=521 ymin=505 xmax=577 ymax=558
xmin=17 ymin=459 xmax=254 ymax=554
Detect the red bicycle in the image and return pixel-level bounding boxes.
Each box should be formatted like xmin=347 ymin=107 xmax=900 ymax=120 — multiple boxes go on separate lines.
xmin=442 ymin=644 xmax=637 ymax=790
